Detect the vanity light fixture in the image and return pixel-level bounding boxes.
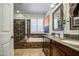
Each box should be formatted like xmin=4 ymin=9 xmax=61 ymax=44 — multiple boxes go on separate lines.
xmin=50 ymin=3 xmax=55 ymax=9
xmin=50 ymin=3 xmax=59 ymax=9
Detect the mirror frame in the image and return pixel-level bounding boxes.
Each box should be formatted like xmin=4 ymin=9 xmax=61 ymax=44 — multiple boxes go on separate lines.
xmin=70 ymin=3 xmax=79 ymax=30
xmin=52 ymin=4 xmax=64 ymax=31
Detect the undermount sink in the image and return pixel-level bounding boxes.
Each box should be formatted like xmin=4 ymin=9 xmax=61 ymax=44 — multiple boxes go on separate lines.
xmin=61 ymin=40 xmax=79 ymax=45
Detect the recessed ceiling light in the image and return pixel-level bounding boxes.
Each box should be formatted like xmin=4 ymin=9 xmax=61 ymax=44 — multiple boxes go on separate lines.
xmin=16 ymin=10 xmax=20 ymax=13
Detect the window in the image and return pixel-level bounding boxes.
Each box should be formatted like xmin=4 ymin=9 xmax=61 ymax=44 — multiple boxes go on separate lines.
xmin=31 ymin=19 xmax=37 ymax=33
xmin=37 ymin=18 xmax=44 ymax=32
xmin=31 ymin=18 xmax=43 ymax=33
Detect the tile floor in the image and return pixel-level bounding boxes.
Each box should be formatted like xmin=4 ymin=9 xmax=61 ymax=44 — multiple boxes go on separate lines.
xmin=14 ymin=48 xmax=45 ymax=56
xmin=14 ymin=37 xmax=45 ymax=56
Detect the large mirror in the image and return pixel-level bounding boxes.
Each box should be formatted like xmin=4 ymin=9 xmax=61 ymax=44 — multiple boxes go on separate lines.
xmin=52 ymin=4 xmax=63 ymax=31
xmin=70 ymin=3 xmax=79 ymax=30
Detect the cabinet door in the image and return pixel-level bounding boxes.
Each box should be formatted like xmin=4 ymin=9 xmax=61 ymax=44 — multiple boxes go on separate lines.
xmin=53 ymin=47 xmax=65 ymax=56
xmin=43 ymin=37 xmax=51 ymax=56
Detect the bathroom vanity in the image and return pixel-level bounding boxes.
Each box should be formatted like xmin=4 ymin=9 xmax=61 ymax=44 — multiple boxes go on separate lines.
xmin=42 ymin=3 xmax=79 ymax=56
xmin=43 ymin=35 xmax=79 ymax=56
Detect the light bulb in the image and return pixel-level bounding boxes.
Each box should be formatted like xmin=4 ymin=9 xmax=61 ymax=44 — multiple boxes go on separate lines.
xmin=16 ymin=10 xmax=20 ymax=13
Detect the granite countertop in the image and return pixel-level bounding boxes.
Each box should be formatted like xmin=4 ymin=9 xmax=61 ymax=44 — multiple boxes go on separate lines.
xmin=43 ymin=35 xmax=79 ymax=52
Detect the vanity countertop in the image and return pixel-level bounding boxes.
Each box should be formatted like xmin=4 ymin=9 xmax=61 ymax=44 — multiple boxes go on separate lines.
xmin=43 ymin=35 xmax=79 ymax=52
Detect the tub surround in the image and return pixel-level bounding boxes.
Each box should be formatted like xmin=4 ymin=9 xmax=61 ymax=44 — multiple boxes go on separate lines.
xmin=14 ymin=38 xmax=43 ymax=49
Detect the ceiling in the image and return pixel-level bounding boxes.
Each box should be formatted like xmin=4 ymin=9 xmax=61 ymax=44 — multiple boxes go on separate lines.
xmin=14 ymin=3 xmax=51 ymax=14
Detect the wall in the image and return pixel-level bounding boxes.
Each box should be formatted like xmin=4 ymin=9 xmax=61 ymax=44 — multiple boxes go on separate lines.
xmin=24 ymin=14 xmax=44 ymax=20
xmin=45 ymin=3 xmax=79 ymax=38
xmin=14 ymin=13 xmax=44 ymax=34
xmin=14 ymin=13 xmax=44 ymax=42
xmin=14 ymin=13 xmax=25 ymax=19
xmin=63 ymin=4 xmax=79 ymax=35
xmin=45 ymin=3 xmax=64 ymax=38
xmin=24 ymin=14 xmax=44 ymax=33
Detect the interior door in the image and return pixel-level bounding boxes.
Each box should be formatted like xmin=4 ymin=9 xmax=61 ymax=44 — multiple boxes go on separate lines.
xmin=0 ymin=4 xmax=14 ymax=56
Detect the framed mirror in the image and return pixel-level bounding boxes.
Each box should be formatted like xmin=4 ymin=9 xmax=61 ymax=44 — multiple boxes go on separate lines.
xmin=52 ymin=4 xmax=63 ymax=31
xmin=70 ymin=3 xmax=79 ymax=30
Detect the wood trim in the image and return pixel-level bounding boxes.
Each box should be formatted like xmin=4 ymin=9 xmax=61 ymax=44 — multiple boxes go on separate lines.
xmin=52 ymin=4 xmax=64 ymax=31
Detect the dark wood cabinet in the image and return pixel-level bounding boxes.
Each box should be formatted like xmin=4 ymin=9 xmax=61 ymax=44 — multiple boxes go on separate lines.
xmin=53 ymin=46 xmax=65 ymax=56
xmin=43 ymin=36 xmax=65 ymax=56
xmin=43 ymin=36 xmax=52 ymax=56
xmin=43 ymin=36 xmax=79 ymax=56
xmin=52 ymin=41 xmax=66 ymax=56
xmin=53 ymin=41 xmax=79 ymax=56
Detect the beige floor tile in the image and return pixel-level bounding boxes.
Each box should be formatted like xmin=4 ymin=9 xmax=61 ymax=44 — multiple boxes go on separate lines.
xmin=14 ymin=48 xmax=45 ymax=56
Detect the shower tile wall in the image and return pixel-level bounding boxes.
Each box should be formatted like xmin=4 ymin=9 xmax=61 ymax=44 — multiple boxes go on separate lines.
xmin=14 ymin=19 xmax=25 ymax=43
